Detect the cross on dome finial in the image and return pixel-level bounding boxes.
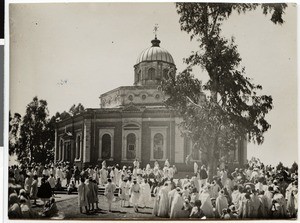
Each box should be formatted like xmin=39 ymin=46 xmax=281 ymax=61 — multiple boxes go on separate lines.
xmin=151 ymin=24 xmax=161 ymax=47
xmin=153 ymin=24 xmax=159 ymax=39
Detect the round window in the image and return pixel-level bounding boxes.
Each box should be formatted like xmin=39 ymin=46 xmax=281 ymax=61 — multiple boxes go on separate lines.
xmin=142 ymin=95 xmax=147 ymax=100
xmin=155 ymin=94 xmax=160 ymax=99
xmin=128 ymin=95 xmax=133 ymax=101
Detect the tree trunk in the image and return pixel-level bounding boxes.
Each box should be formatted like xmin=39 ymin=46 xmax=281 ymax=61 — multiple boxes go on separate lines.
xmin=207 ymin=75 xmax=219 ymax=181
xmin=207 ymin=142 xmax=218 ymax=181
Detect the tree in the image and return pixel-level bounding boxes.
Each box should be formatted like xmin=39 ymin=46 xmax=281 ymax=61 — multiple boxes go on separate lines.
xmin=290 ymin=162 xmax=298 ymax=173
xmin=18 ymin=96 xmax=51 ymax=165
xmin=69 ymin=103 xmax=85 ymax=116
xmin=160 ymin=3 xmax=286 ymax=179
xmin=9 ymin=111 xmax=21 ymax=155
xmin=55 ymin=103 xmax=85 ymax=122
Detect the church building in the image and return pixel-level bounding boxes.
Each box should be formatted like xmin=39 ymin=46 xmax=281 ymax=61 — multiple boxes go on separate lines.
xmin=54 ymin=36 xmax=247 ymax=170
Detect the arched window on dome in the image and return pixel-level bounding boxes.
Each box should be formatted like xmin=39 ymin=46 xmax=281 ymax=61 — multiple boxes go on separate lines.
xmin=148 ymin=68 xmax=156 ymax=80
xmin=163 ymin=69 xmax=169 ymax=79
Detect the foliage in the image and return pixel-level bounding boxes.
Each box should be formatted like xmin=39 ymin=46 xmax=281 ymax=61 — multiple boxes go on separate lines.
xmin=15 ymin=97 xmax=53 ymax=165
xmin=9 ymin=111 xmax=21 ymax=155
xmin=290 ymin=162 xmax=298 ymax=173
xmin=56 ymin=103 xmax=85 ymax=121
xmin=160 ymin=3 xmax=286 ymax=178
xmin=69 ymin=103 xmax=85 ymax=116
xmin=9 ymin=98 xmax=86 ymax=165
xmin=276 ymin=161 xmax=284 ymax=170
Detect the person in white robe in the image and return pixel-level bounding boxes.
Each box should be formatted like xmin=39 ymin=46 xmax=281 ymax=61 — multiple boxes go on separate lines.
xmin=194 ymin=162 xmax=198 ymax=174
xmin=273 ymin=187 xmax=287 ymax=217
xmin=211 ymin=180 xmax=221 ymax=199
xmin=169 ymin=189 xmax=185 ymax=218
xmin=99 ymin=167 xmax=108 ymax=186
xmin=114 ymin=167 xmax=120 ymax=187
xmin=145 ymin=164 xmax=151 ymax=176
xmin=55 ymin=166 xmax=63 ymax=181
xmin=215 ymin=190 xmax=229 ymax=218
xmin=154 ymin=160 xmax=159 ymax=169
xmin=78 ymin=178 xmax=89 ymax=214
xmin=104 ymin=178 xmax=116 ymax=212
xmin=264 ymin=186 xmax=274 ymax=211
xmin=139 ymin=179 xmax=152 ymax=208
xmin=153 ymin=183 xmax=162 ymax=216
xmin=130 ymin=179 xmax=141 ymax=212
xmin=220 ymin=169 xmax=228 ymax=187
xmin=164 ymin=159 xmax=170 ymax=168
xmin=133 ymin=159 xmax=140 ymax=169
xmin=258 ymin=191 xmax=269 ymax=218
xmin=132 ymin=167 xmax=138 ymax=178
xmin=119 ymin=178 xmax=130 ymax=207
xmin=168 ymin=166 xmax=175 ymax=179
xmin=231 ymin=185 xmax=242 ymax=210
xmin=199 ymin=186 xmax=214 ymax=218
xmin=157 ymin=182 xmax=170 ymax=217
xmin=163 ymin=165 xmax=169 ymax=179
xmin=101 ymin=160 xmax=106 ymax=169
xmin=250 ymin=189 xmax=262 ymax=218
xmin=168 ymin=187 xmax=178 ymax=215
xmin=287 ymin=188 xmax=297 ymax=217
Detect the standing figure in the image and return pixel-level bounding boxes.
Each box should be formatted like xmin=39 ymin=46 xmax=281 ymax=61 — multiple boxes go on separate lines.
xmin=158 ymin=182 xmax=170 ymax=217
xmin=164 ymin=159 xmax=170 ymax=168
xmin=86 ymin=177 xmax=96 ymax=212
xmin=30 ymin=175 xmax=38 ymax=205
xmin=78 ymin=177 xmax=89 ymax=214
xmin=139 ymin=179 xmax=152 ymax=208
xmin=102 ymin=160 xmax=106 ymax=169
xmin=24 ymin=174 xmax=32 ymax=196
xmin=119 ymin=178 xmax=130 ymax=207
xmin=99 ymin=167 xmax=108 ymax=186
xmin=170 ymin=189 xmax=185 ymax=218
xmin=199 ymin=165 xmax=208 ymax=188
xmin=37 ymin=178 xmax=52 ymax=205
xmin=104 ymin=178 xmax=116 ymax=212
xmin=93 ymin=179 xmax=100 ymax=210
xmin=74 ymin=166 xmax=81 ymax=186
xmin=133 ymin=159 xmax=140 ymax=169
xmin=215 ymin=190 xmax=229 ymax=218
xmin=154 ymin=160 xmax=159 ymax=169
xmin=130 ymin=179 xmax=141 ymax=212
xmin=194 ymin=162 xmax=199 ymax=175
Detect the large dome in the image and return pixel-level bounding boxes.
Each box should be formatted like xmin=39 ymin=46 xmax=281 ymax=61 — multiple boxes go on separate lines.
xmin=136 ymin=38 xmax=175 ymax=65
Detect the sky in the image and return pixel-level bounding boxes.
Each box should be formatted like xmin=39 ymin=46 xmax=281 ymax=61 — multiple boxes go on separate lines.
xmin=9 ymin=3 xmax=297 ymax=166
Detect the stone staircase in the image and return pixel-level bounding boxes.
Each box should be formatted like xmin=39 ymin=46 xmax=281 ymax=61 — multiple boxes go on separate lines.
xmin=54 ymin=185 xmax=120 ymax=196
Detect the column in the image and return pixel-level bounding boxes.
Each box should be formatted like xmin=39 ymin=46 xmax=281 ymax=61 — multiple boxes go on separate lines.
xmin=54 ymin=129 xmax=57 ymax=162
xmin=83 ymin=120 xmax=91 ymax=163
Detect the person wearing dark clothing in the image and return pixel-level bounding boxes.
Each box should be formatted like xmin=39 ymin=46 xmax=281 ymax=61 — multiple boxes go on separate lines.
xmin=74 ymin=167 xmax=81 ymax=185
xmin=37 ymin=178 xmax=52 ymax=205
xmin=65 ymin=168 xmax=72 ymax=187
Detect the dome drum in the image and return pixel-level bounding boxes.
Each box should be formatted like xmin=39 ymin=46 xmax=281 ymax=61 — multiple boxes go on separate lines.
xmin=134 ymin=37 xmax=176 ymax=86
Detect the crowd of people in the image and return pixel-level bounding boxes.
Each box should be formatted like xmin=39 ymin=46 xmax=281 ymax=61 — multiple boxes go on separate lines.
xmin=8 ymin=157 xmax=298 ymax=219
